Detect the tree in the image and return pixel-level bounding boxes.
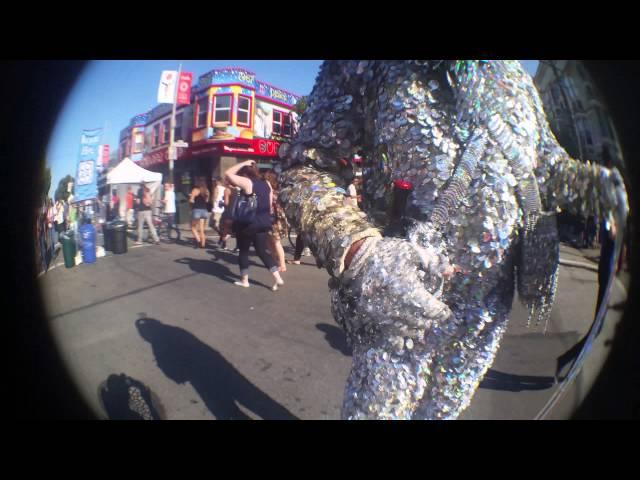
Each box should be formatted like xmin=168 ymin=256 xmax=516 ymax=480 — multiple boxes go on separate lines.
xmin=54 ymin=175 xmax=75 ymax=202
xmin=294 ymin=96 xmax=308 ymax=116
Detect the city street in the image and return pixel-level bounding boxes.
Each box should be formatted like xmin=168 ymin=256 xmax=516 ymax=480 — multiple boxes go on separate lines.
xmin=39 ymin=229 xmax=629 ymax=420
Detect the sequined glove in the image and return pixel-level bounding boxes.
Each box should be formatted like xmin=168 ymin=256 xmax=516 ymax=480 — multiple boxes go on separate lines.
xmin=278 ymin=165 xmax=382 ymax=277
xmin=330 ymin=231 xmax=456 ymax=419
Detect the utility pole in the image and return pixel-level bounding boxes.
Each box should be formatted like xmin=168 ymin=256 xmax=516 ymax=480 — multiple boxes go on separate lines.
xmin=168 ymin=63 xmax=182 ymax=183
xmin=542 ymin=60 xmax=584 ymax=160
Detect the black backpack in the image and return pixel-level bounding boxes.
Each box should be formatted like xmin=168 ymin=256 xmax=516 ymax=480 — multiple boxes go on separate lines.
xmin=231 ymin=191 xmax=257 ymax=224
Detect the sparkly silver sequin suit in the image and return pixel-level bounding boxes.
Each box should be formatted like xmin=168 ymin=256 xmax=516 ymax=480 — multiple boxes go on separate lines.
xmin=277 ymin=60 xmax=629 ymax=420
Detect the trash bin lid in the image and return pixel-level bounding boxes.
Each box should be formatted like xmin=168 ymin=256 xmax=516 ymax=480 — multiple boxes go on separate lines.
xmin=112 ymin=220 xmax=127 ymax=229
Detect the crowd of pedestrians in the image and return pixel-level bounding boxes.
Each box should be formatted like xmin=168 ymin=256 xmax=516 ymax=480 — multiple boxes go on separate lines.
xmin=132 ymin=160 xmax=361 ymax=292
xmin=34 ymin=196 xmax=79 ymax=274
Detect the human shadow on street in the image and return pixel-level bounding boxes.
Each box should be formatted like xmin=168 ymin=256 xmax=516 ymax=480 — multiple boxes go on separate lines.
xmin=206 ymin=248 xmax=261 ymax=269
xmin=479 ymin=369 xmax=555 ymax=392
xmin=316 ymin=323 xmax=352 ymax=356
xmin=174 ymin=257 xmax=271 ymax=290
xmin=136 ymin=317 xmax=298 ymax=420
xmin=98 ymin=373 xmax=165 ymax=420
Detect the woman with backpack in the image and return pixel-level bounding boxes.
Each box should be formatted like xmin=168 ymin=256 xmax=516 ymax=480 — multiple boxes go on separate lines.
xmin=224 ymin=160 xmax=284 ymax=291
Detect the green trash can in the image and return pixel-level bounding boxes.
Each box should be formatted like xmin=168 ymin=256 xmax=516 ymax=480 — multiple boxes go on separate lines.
xmin=61 ymin=231 xmax=76 ymax=268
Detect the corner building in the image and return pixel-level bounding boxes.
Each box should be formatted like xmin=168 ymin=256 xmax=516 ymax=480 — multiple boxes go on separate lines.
xmin=181 ymin=67 xmax=300 ymax=194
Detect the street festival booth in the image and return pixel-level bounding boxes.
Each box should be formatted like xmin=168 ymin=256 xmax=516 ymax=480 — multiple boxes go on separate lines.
xmin=106 ymin=158 xmax=163 ymax=219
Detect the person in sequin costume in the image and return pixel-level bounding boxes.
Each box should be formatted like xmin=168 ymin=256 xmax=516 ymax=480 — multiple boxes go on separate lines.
xmin=277 ymin=60 xmax=629 ymax=420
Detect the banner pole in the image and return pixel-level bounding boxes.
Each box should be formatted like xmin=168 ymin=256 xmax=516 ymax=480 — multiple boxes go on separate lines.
xmin=168 ymin=63 xmax=182 ymax=184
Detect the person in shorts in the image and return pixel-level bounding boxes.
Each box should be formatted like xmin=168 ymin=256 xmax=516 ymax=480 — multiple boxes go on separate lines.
xmin=189 ymin=180 xmax=209 ymax=248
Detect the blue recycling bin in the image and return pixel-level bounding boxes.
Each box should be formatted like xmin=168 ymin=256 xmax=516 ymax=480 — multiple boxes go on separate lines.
xmin=79 ymin=222 xmax=97 ymax=264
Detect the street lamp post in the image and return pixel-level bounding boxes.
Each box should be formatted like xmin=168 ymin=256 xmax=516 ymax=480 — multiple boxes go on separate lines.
xmin=167 ymin=63 xmax=182 ymax=184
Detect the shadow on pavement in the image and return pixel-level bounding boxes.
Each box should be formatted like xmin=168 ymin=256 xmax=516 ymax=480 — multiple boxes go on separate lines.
xmin=175 ymin=256 xmax=271 ymax=290
xmin=205 ymin=248 xmax=261 ymax=269
xmin=316 ymin=323 xmax=352 ymax=356
xmin=98 ymin=373 xmax=165 ymax=420
xmin=479 ymin=369 xmax=555 ymax=392
xmin=136 ymin=317 xmax=298 ymax=420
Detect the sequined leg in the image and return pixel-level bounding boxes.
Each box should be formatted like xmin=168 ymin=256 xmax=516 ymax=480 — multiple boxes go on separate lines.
xmin=416 ymin=311 xmax=509 ymax=419
xmin=413 ymin=281 xmax=514 ymax=419
xmin=341 ymin=343 xmax=433 ymax=420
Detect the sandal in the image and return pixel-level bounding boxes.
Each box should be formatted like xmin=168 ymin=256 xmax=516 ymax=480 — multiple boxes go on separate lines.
xmin=287 ymin=260 xmax=301 ymax=265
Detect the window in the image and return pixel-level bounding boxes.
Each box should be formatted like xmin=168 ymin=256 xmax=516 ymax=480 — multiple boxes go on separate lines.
xmin=272 ymin=110 xmax=292 ymax=137
xmin=550 ymin=85 xmax=563 ymax=110
xmin=153 ymin=124 xmax=160 ymax=146
xmin=197 ymin=97 xmax=208 ymax=128
xmin=174 ymin=112 xmax=183 ymax=141
xmin=272 ymin=110 xmax=283 ymax=134
xmin=213 ymin=95 xmax=232 ymax=124
xmin=134 ymin=132 xmax=144 ymax=153
xmin=596 ymin=109 xmax=610 ymax=138
xmin=283 ymin=113 xmax=292 ymax=136
xmin=165 ymin=122 xmax=170 ymax=143
xmin=606 ymin=118 xmax=615 ymax=139
xmin=584 ymin=129 xmax=593 ymax=145
xmin=237 ymin=95 xmax=251 ymax=126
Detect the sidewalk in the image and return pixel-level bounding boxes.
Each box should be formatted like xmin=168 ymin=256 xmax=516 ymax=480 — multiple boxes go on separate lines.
xmin=560 ymin=243 xmax=631 ymax=291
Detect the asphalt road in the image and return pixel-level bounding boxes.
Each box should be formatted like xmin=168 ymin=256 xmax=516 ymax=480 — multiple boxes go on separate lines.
xmin=39 ymin=232 xmax=628 ymax=420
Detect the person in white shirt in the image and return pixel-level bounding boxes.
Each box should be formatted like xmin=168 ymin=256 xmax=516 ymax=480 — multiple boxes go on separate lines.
xmin=345 ymin=178 xmax=359 ymax=208
xmin=162 ymin=183 xmax=180 ymax=241
xmin=211 ymin=178 xmax=226 ymax=239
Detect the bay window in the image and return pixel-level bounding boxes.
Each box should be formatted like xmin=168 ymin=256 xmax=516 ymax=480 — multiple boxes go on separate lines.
xmin=237 ymin=95 xmax=251 ymax=127
xmin=213 ymin=94 xmax=232 ymax=124
xmin=134 ymin=132 xmax=144 ymax=153
xmin=197 ymin=97 xmax=208 ymax=128
xmin=174 ymin=112 xmax=183 ymax=141
xmin=273 ymin=110 xmax=292 ymax=137
xmin=162 ymin=119 xmax=170 ymax=144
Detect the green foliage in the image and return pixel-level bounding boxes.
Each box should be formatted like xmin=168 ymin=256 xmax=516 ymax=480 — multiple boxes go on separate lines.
xmin=54 ymin=175 xmax=75 ymax=202
xmin=294 ymin=96 xmax=308 ymax=116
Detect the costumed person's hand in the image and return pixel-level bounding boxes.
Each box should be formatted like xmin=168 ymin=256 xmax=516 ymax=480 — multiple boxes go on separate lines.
xmin=330 ymin=231 xmax=456 ymax=419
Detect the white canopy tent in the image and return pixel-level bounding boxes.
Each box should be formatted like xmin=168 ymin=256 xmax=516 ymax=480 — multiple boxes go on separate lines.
xmin=106 ymin=158 xmax=163 ymax=218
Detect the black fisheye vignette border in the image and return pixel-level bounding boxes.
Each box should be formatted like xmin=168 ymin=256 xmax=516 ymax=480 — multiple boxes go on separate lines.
xmin=3 ymin=58 xmax=639 ymax=424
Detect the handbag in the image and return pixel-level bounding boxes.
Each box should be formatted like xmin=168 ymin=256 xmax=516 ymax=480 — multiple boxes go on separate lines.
xmin=231 ymin=192 xmax=257 ymax=224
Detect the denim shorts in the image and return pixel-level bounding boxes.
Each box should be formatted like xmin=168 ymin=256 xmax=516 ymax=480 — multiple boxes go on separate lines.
xmin=192 ymin=209 xmax=209 ymax=220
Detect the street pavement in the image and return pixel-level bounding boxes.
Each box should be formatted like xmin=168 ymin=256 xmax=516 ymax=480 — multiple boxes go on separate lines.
xmin=39 ymin=227 xmax=628 ymax=420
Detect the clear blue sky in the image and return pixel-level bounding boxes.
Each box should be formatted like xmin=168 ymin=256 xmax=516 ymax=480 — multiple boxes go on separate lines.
xmin=46 ymin=60 xmax=539 ymax=197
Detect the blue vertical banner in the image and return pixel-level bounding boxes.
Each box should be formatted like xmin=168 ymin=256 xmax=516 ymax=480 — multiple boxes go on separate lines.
xmin=74 ymin=128 xmax=102 ymax=202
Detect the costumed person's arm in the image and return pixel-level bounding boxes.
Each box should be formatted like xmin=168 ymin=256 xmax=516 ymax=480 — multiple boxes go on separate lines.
xmin=278 ymin=60 xmax=382 ymax=278
xmin=224 ymin=160 xmax=255 ymax=195
xmin=536 ymin=143 xmax=628 ymax=229
xmin=509 ymin=62 xmax=630 ymax=226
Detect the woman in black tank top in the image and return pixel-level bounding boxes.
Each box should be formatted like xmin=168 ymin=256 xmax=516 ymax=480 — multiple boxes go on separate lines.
xmin=224 ymin=160 xmax=284 ymax=291
xmin=189 ymin=180 xmax=210 ymax=248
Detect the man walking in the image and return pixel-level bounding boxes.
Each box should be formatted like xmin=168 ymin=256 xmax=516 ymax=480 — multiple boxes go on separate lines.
xmin=125 ymin=187 xmax=134 ymax=226
xmin=162 ymin=182 xmax=180 ymax=241
xmin=135 ymin=185 xmax=160 ymax=245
